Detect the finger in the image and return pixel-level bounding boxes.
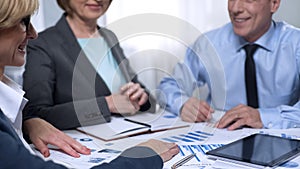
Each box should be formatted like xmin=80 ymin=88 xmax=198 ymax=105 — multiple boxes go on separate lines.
xmin=200 ymin=101 xmax=214 ymax=113
xmin=217 ymin=112 xmax=238 ymax=129
xmin=54 ymin=140 xmax=81 ymax=158
xmin=120 ymin=82 xmax=134 ymax=93
xmin=130 ymin=88 xmax=144 ymax=100
xmin=63 ymin=136 xmax=91 ymax=155
xmin=196 ymin=110 xmax=208 ymax=122
xmin=48 ymin=133 xmax=81 ymax=158
xmin=137 ymin=92 xmax=148 ymax=105
xmin=191 ymin=103 xmax=207 ymax=122
xmin=197 ymin=106 xmax=211 ymax=121
xmin=33 ymin=139 xmax=50 ymax=157
xmin=200 ymin=102 xmax=214 ymax=119
xmin=227 ymin=118 xmax=245 ymax=130
xmin=121 ymin=83 xmax=139 ymax=96
xmin=126 ymin=83 xmax=141 ymax=96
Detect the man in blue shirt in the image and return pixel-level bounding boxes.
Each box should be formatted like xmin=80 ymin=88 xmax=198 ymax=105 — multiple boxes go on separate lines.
xmin=158 ymin=0 xmax=300 ymax=130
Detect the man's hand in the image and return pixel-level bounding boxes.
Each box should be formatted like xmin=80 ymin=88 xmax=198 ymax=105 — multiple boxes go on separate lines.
xmin=217 ymin=104 xmax=263 ymax=130
xmin=23 ymin=118 xmax=91 ymax=158
xmin=180 ymin=97 xmax=214 ymax=122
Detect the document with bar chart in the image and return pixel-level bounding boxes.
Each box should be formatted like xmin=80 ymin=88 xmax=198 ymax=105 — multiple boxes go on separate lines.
xmin=163 ymin=143 xmax=223 ymax=169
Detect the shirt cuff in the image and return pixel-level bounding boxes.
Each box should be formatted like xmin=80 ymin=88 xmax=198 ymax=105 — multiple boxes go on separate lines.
xmin=259 ymin=107 xmax=282 ymax=129
xmin=173 ymin=95 xmax=190 ymax=116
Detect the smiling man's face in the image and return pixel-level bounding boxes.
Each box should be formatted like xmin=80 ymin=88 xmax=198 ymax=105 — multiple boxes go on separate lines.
xmin=228 ymin=0 xmax=280 ymax=42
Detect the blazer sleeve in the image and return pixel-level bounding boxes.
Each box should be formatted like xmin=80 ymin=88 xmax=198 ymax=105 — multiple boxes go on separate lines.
xmin=0 ymin=133 xmax=162 ymax=169
xmin=92 ymin=147 xmax=163 ymax=169
xmin=0 ymin=110 xmax=67 ymax=169
xmin=1 ymin=130 xmax=162 ymax=169
xmin=1 ymin=111 xmax=162 ymax=169
xmin=0 ymin=130 xmax=67 ymax=169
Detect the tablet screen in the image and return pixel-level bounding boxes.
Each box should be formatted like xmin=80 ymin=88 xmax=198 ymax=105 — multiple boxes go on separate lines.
xmin=206 ymin=134 xmax=300 ymax=167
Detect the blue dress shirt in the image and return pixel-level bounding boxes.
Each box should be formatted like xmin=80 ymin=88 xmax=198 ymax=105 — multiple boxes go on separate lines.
xmin=158 ymin=21 xmax=300 ymax=129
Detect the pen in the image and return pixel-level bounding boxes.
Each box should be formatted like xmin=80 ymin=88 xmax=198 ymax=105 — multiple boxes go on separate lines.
xmin=124 ymin=118 xmax=152 ymax=128
xmin=171 ymin=153 xmax=196 ymax=169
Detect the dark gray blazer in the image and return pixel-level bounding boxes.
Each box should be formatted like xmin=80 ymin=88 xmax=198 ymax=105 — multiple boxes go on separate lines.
xmin=23 ymin=14 xmax=155 ymax=130
xmin=0 ymin=110 xmax=162 ymax=169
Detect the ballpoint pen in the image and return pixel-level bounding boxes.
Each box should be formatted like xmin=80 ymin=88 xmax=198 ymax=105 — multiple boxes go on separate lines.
xmin=124 ymin=118 xmax=152 ymax=128
xmin=171 ymin=153 xmax=196 ymax=169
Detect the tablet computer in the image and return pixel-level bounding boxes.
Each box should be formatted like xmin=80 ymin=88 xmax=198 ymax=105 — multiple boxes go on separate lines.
xmin=206 ymin=134 xmax=300 ymax=168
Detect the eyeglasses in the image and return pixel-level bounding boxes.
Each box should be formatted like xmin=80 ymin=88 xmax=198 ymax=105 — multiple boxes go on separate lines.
xmin=21 ymin=15 xmax=31 ymax=32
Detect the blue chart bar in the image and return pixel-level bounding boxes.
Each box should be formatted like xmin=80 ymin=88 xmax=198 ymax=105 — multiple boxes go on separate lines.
xmin=194 ymin=131 xmax=214 ymax=136
xmin=179 ymin=146 xmax=185 ymax=156
xmin=188 ymin=132 xmax=208 ymax=139
xmin=178 ymin=144 xmax=224 ymax=162
xmin=161 ymin=137 xmax=178 ymax=143
xmin=181 ymin=145 xmax=201 ymax=162
xmin=180 ymin=134 xmax=204 ymax=141
xmin=162 ymin=131 xmax=214 ymax=143
xmin=171 ymin=136 xmax=194 ymax=142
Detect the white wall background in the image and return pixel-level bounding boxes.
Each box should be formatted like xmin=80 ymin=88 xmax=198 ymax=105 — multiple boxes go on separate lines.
xmin=5 ymin=0 xmax=300 ymax=94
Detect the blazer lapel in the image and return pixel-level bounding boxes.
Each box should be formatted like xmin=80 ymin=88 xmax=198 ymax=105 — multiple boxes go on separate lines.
xmin=0 ymin=110 xmax=20 ymax=141
xmin=55 ymin=14 xmax=111 ymax=96
xmin=99 ymin=28 xmax=131 ymax=82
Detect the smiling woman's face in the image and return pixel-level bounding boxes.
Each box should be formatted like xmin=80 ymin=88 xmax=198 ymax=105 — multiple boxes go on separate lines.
xmin=68 ymin=0 xmax=111 ymax=22
xmin=0 ymin=17 xmax=37 ymax=68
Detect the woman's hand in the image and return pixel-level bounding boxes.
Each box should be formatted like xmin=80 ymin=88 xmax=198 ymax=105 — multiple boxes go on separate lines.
xmin=120 ymin=82 xmax=148 ymax=106
xmin=138 ymin=139 xmax=179 ymax=162
xmin=23 ymin=118 xmax=91 ymax=158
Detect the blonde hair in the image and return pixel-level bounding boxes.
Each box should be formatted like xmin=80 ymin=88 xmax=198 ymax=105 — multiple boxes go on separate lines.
xmin=0 ymin=0 xmax=39 ymax=29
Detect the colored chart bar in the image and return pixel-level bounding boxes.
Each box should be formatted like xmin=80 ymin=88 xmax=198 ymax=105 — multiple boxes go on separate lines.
xmin=161 ymin=130 xmax=214 ymax=143
xmin=177 ymin=144 xmax=224 ymax=163
xmin=180 ymin=134 xmax=205 ymax=141
xmin=194 ymin=131 xmax=214 ymax=136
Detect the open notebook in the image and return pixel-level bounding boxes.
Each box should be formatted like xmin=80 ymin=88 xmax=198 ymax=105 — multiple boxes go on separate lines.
xmin=77 ymin=111 xmax=189 ymax=141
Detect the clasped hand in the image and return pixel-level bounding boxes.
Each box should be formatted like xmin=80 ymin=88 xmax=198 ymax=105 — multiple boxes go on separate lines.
xmin=106 ymin=82 xmax=148 ymax=115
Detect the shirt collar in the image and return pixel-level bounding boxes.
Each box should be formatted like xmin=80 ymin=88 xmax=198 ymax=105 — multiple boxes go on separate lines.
xmin=0 ymin=75 xmax=27 ymax=123
xmin=234 ymin=21 xmax=276 ymax=52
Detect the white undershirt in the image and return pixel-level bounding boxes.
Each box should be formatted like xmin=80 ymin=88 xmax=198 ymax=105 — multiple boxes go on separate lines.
xmin=0 ymin=75 xmax=35 ymax=155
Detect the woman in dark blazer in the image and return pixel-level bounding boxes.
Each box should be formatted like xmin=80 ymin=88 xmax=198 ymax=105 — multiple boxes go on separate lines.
xmin=0 ymin=0 xmax=176 ymax=167
xmin=23 ymin=0 xmax=156 ymax=130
